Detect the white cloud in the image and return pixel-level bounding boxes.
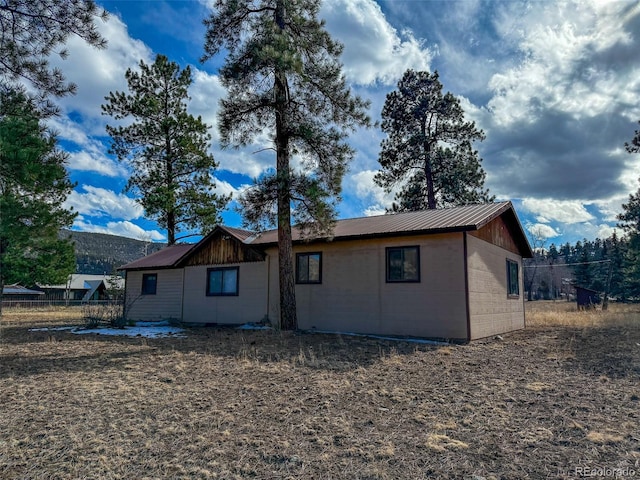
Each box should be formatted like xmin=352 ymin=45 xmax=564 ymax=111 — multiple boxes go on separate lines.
xmin=521 ymin=198 xmax=595 ymax=224
xmin=49 ymin=12 xmax=153 ymax=123
xmin=487 ymin=1 xmax=640 ymax=127
xmin=527 ymin=223 xmax=559 ymax=240
xmin=66 ymin=151 xmax=123 ymax=177
xmin=189 ymin=70 xmax=226 ymax=143
xmin=73 ymin=219 xmax=165 ymax=242
xmin=65 ymin=186 xmax=143 ymax=220
xmin=321 ymin=0 xmax=432 ymax=86
xmin=363 ymin=205 xmax=386 ymax=217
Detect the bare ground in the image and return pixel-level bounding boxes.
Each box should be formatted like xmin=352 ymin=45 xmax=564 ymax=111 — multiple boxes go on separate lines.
xmin=0 ymin=303 xmax=639 ymax=479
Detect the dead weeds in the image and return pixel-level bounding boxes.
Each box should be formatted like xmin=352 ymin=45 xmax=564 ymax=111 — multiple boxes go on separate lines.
xmin=0 ymin=304 xmax=639 ymax=479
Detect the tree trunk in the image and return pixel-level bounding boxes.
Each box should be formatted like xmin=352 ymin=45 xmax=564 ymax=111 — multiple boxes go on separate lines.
xmin=422 ymin=121 xmax=436 ymax=209
xmin=274 ymin=0 xmax=297 ymax=330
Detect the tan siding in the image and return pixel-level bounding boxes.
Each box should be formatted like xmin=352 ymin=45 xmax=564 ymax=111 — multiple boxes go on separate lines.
xmin=267 ymin=233 xmax=468 ymax=340
xmin=182 ymin=262 xmax=268 ymax=324
xmin=125 ymin=269 xmax=183 ymax=322
xmin=466 ymin=234 xmax=525 ymax=339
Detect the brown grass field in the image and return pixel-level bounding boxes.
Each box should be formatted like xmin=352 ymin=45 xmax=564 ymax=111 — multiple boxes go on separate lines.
xmin=1 ymin=302 xmax=639 ymax=479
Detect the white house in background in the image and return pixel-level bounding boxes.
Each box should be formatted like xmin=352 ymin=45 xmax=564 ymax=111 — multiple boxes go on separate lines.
xmin=120 ymin=202 xmax=532 ymax=342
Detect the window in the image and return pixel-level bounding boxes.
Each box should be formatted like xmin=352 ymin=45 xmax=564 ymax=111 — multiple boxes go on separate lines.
xmin=207 ymin=267 xmax=239 ymax=296
xmin=296 ymin=252 xmax=322 ymax=284
xmin=507 ymin=259 xmax=519 ymax=297
xmin=386 ymin=246 xmax=420 ymax=282
xmin=141 ymin=273 xmax=157 ymax=295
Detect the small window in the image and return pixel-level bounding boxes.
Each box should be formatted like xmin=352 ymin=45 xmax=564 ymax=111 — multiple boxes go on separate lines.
xmin=507 ymin=259 xmax=519 ymax=297
xmin=296 ymin=252 xmax=322 ymax=284
xmin=141 ymin=273 xmax=157 ymax=295
xmin=207 ymin=267 xmax=239 ymax=296
xmin=386 ymin=246 xmax=420 ymax=282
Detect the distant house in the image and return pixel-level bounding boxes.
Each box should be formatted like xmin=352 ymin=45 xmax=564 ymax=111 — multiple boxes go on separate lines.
xmin=37 ymin=274 xmax=124 ymax=302
xmin=120 ymin=202 xmax=532 ymax=342
xmin=2 ymin=284 xmax=45 ymax=301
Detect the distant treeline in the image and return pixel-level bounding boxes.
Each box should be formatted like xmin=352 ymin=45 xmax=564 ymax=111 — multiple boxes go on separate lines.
xmin=524 ymin=233 xmax=638 ymax=301
xmin=60 ymin=230 xmax=166 ymax=275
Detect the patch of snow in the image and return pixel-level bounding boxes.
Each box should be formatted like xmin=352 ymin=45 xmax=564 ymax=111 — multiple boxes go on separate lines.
xmin=72 ymin=325 xmax=185 ymax=338
xmin=30 ymin=322 xmax=185 ymax=338
xmin=236 ymin=323 xmax=272 ymax=331
xmin=28 ymin=326 xmax=76 ymax=332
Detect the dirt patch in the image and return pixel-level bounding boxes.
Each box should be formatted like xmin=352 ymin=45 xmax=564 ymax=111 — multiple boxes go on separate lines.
xmin=1 ymin=306 xmax=639 ymax=479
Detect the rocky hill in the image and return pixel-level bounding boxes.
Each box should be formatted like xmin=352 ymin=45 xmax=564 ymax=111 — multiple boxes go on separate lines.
xmin=60 ymin=230 xmax=166 ymax=275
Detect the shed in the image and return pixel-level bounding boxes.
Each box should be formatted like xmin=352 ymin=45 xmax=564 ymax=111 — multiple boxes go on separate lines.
xmin=575 ymin=286 xmax=601 ymax=310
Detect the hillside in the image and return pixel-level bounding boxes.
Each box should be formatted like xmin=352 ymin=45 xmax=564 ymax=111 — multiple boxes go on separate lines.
xmin=60 ymin=230 xmax=166 ymax=275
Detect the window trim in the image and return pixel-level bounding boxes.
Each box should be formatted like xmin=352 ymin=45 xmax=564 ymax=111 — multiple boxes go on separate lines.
xmin=506 ymin=259 xmax=520 ymax=298
xmin=385 ymin=246 xmax=421 ymax=283
xmin=206 ymin=266 xmax=239 ymax=296
xmin=296 ymin=252 xmax=322 ymax=284
xmin=141 ymin=273 xmax=157 ymax=295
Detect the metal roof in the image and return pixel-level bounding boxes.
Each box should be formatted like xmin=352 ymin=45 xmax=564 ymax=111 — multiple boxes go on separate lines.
xmin=120 ymin=202 xmax=532 ymax=270
xmin=3 ymin=284 xmax=45 ymax=295
xmin=119 ymin=244 xmax=194 ymax=270
xmin=249 ymin=202 xmax=516 ymax=245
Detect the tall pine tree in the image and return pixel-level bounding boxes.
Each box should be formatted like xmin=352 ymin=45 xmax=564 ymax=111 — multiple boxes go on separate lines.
xmin=202 ymin=0 xmax=370 ymax=330
xmin=375 ymin=70 xmax=492 ymax=211
xmin=102 ymin=54 xmax=229 ymax=245
xmin=0 ymin=87 xmax=76 ymax=310
xmin=0 ymin=0 xmax=107 ymax=113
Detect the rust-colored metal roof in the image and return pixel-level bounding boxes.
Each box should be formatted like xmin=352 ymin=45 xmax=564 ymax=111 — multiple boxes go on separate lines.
xmin=220 ymin=226 xmax=255 ymax=242
xmin=121 ymin=202 xmax=531 ymax=270
xmin=119 ymin=244 xmax=195 ymax=270
xmin=250 ymin=202 xmax=517 ymax=245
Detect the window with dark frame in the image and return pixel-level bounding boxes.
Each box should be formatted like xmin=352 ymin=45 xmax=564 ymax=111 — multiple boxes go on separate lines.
xmin=207 ymin=267 xmax=239 ymax=296
xmin=296 ymin=252 xmax=322 ymax=284
xmin=507 ymin=259 xmax=520 ymax=297
xmin=141 ymin=273 xmax=157 ymax=295
xmin=386 ymin=246 xmax=420 ymax=282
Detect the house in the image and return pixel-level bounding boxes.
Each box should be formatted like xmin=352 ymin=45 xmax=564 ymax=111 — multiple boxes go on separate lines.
xmin=120 ymin=202 xmax=532 ymax=342
xmin=2 ymin=284 xmax=45 ymax=301
xmin=37 ymin=274 xmax=125 ymax=302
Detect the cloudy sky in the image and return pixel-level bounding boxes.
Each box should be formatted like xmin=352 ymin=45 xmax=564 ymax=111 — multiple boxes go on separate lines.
xmin=46 ymin=0 xmax=640 ymax=246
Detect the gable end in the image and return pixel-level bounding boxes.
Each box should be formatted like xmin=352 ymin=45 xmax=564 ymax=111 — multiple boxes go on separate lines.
xmin=180 ymin=229 xmax=265 ymax=266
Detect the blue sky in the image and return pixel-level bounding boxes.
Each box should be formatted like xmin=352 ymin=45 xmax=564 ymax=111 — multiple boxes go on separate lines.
xmin=43 ymin=0 xmax=640 ymax=247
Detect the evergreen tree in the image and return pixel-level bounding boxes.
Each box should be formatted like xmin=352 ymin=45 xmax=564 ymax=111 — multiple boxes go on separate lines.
xmin=0 ymin=0 xmax=107 ymax=112
xmin=617 ymin=177 xmax=640 ymax=298
xmin=375 ymin=70 xmax=493 ymax=211
xmin=202 ymin=0 xmax=370 ymax=330
xmin=0 ymin=86 xmax=76 ymax=310
xmin=102 ymin=54 xmax=229 ymax=245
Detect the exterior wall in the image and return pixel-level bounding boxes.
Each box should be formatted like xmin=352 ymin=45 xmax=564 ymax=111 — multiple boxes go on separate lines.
xmin=182 ymin=262 xmax=268 ymax=324
xmin=466 ymin=233 xmax=525 ymax=340
xmin=125 ymin=269 xmax=184 ymax=322
xmin=266 ymin=233 xmax=469 ymax=340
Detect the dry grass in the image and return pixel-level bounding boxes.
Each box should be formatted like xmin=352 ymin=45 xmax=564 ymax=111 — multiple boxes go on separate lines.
xmin=1 ymin=305 xmax=639 ymax=479
xmin=526 ymin=300 xmax=640 ymax=327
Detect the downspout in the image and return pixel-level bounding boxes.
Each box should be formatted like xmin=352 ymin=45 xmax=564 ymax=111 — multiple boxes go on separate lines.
xmin=463 ymin=232 xmax=471 ymax=342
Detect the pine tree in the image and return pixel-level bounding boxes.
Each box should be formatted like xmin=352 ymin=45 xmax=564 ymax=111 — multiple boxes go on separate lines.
xmin=375 ymin=70 xmax=493 ymax=211
xmin=0 ymin=0 xmax=107 ymax=112
xmin=202 ymin=0 xmax=370 ymax=330
xmin=102 ymin=54 xmax=229 ymax=245
xmin=617 ymin=177 xmax=640 ymax=298
xmin=0 ymin=86 xmax=76 ymax=311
